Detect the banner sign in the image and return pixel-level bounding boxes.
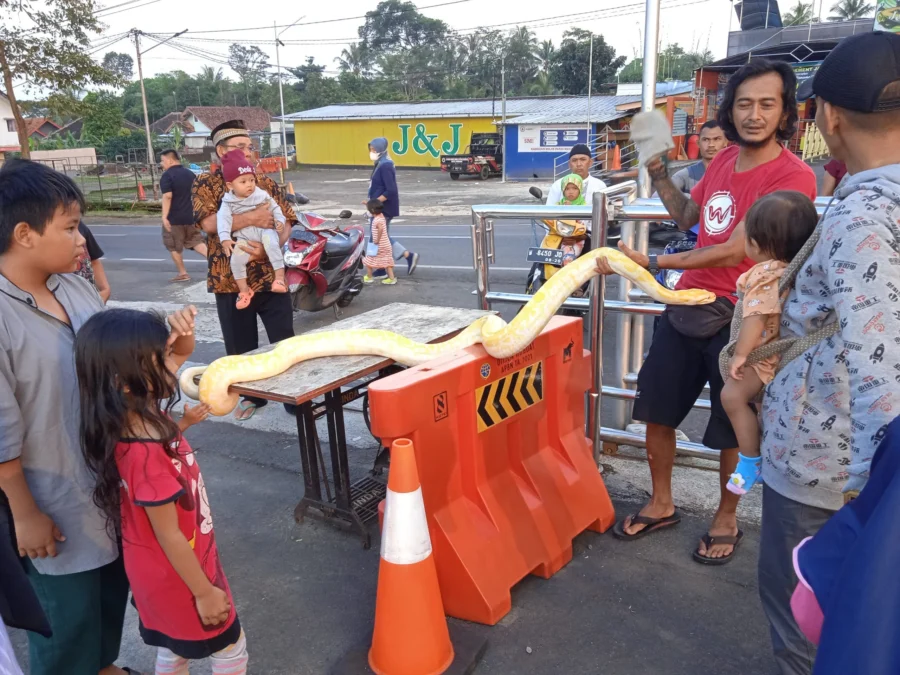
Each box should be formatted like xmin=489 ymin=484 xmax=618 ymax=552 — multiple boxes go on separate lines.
xmin=792 ymin=61 xmax=822 ymax=89
xmin=518 ymin=125 xmax=588 ymax=153
xmin=875 ymin=0 xmax=900 ymax=32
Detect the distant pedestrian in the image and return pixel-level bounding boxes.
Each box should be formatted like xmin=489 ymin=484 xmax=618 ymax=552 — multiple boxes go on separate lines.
xmin=362 ymin=199 xmax=396 ymax=285
xmin=76 ymin=308 xmax=248 ymax=675
xmin=74 ymin=221 xmax=111 ymax=303
xmin=367 ymin=137 xmax=419 ymax=275
xmin=160 ymin=149 xmax=207 ymax=282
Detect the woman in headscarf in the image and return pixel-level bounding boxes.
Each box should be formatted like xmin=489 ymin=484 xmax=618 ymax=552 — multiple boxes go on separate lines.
xmin=367 ymin=138 xmax=419 ymax=275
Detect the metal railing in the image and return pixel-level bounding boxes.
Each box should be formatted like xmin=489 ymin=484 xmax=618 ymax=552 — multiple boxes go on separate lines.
xmin=470 ymin=189 xmax=837 ymax=464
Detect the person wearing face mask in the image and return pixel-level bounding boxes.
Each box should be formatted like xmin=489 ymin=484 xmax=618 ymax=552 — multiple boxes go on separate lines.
xmin=366 ymin=138 xmax=419 ymax=276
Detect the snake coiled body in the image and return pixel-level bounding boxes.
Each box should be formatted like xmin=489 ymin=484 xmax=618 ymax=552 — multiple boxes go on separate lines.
xmin=181 ymin=247 xmax=715 ymax=415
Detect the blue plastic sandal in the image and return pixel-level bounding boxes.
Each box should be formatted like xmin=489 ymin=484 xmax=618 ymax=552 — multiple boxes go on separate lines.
xmin=727 ymin=453 xmax=762 ymax=495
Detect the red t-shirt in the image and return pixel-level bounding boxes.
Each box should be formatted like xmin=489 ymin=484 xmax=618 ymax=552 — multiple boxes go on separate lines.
xmin=116 ymin=436 xmax=236 ymax=642
xmin=677 ymin=145 xmax=817 ymax=302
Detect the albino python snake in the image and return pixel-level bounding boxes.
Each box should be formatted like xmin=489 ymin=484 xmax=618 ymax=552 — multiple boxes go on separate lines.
xmin=180 ymin=247 xmax=715 ymax=416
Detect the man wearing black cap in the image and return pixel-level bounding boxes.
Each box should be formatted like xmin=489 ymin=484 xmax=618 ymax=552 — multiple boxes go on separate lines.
xmin=756 ymin=31 xmax=900 ymax=675
xmin=545 ymin=144 xmax=607 ymax=207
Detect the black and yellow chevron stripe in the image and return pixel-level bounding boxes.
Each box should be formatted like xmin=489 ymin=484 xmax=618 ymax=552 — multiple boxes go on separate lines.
xmin=476 ymin=362 xmax=543 ymax=433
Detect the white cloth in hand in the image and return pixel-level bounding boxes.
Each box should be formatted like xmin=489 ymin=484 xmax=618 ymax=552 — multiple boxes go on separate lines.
xmin=629 ymin=111 xmax=675 ymax=167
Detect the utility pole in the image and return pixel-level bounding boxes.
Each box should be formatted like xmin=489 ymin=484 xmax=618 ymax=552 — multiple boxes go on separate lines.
xmin=172 ymin=90 xmax=177 ymax=112
xmin=197 ymin=85 xmax=201 ymax=105
xmin=274 ymin=16 xmax=304 ymax=183
xmin=500 ymin=54 xmax=506 ymax=183
xmin=132 ymin=28 xmax=187 ymax=200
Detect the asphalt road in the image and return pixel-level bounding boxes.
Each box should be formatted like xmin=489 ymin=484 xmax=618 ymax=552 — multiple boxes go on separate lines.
xmin=91 ymin=217 xmax=540 ymax=277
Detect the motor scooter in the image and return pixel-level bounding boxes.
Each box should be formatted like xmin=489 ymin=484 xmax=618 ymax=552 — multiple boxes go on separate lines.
xmin=283 ymin=207 xmax=365 ymax=313
xmin=523 ymin=187 xmax=594 ymax=314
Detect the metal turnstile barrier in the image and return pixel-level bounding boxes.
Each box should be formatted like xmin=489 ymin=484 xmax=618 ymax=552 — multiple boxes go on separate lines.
xmin=470 ymin=189 xmax=834 ymax=463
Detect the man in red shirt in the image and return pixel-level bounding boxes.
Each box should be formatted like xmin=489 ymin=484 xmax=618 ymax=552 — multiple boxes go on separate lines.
xmin=599 ymin=60 xmax=817 ymax=563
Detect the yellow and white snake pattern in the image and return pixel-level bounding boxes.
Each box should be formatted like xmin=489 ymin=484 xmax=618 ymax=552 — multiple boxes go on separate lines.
xmin=180 ymin=247 xmax=715 ymax=416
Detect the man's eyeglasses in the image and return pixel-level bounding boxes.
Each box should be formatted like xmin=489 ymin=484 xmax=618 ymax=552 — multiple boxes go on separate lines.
xmin=224 ymin=142 xmax=257 ymax=152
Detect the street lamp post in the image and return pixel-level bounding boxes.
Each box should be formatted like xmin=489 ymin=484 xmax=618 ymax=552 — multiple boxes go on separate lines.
xmin=274 ymin=15 xmax=305 ymax=184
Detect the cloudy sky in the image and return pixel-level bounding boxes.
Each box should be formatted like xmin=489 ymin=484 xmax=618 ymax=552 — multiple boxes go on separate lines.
xmin=89 ymin=0 xmax=739 ymax=82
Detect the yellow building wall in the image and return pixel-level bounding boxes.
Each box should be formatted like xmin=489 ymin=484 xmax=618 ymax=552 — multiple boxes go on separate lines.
xmin=294 ymin=117 xmax=498 ymax=168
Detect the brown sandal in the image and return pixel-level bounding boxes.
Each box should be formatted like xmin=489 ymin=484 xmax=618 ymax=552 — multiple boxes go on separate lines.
xmin=692 ymin=530 xmax=744 ymax=566
xmin=612 ymin=510 xmax=682 ymax=541
xmin=170 ymin=273 xmax=191 ymax=283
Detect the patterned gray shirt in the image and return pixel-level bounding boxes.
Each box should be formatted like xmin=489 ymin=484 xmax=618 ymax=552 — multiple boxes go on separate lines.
xmin=0 ymin=272 xmax=118 ymax=575
xmin=761 ymin=167 xmax=900 ymax=511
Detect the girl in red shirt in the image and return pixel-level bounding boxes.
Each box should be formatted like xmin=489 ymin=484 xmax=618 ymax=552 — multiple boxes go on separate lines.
xmin=76 ymin=308 xmax=248 ymax=675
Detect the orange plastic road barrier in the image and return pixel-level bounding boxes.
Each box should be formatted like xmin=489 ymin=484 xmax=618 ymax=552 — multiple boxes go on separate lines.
xmin=369 ymin=438 xmax=454 ymax=675
xmin=368 ymin=316 xmax=616 ymax=625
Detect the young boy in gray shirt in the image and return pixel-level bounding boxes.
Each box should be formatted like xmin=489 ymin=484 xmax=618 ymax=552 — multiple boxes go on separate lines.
xmin=0 ymin=159 xmax=195 ymax=675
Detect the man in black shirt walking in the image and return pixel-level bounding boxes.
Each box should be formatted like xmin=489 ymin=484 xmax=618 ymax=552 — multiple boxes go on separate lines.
xmin=160 ymin=149 xmax=207 ymax=282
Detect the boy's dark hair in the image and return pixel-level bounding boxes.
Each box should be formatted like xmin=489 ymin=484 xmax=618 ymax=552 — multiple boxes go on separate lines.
xmin=159 ymin=148 xmax=180 ymax=161
xmin=717 ymin=59 xmax=799 ymax=144
xmin=367 ymin=199 xmax=384 ymax=214
xmin=700 ymin=120 xmax=721 ymax=133
xmin=0 ymin=159 xmax=85 ymax=255
xmin=745 ymin=191 xmax=818 ymax=263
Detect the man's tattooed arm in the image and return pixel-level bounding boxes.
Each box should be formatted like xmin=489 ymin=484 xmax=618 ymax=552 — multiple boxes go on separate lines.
xmin=648 ymin=158 xmax=700 ymax=231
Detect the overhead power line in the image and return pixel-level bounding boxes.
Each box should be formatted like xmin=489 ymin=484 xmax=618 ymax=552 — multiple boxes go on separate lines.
xmin=181 ymin=0 xmax=473 ymax=35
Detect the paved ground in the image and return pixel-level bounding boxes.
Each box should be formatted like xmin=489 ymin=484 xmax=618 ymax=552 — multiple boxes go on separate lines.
xmin=10 ymin=169 xmax=778 ymax=673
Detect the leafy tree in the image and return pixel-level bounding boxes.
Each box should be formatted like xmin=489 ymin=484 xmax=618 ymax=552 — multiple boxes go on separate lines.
xmin=227 ymin=44 xmax=270 ymax=106
xmin=102 ymin=51 xmax=134 ymax=81
xmin=0 ymin=0 xmax=118 ymax=157
xmin=530 ymin=71 xmax=556 ymax=96
xmin=618 ymin=43 xmax=714 ymax=83
xmin=828 ymin=0 xmax=874 ymax=19
xmin=81 ymin=92 xmax=124 ymax=142
xmin=358 ymin=0 xmax=448 ymax=54
xmin=505 ymin=26 xmax=540 ymax=95
xmin=549 ymin=29 xmax=625 ymax=95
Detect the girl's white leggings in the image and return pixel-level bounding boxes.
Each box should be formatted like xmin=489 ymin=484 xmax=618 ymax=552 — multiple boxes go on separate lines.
xmin=155 ymin=630 xmax=248 ymax=675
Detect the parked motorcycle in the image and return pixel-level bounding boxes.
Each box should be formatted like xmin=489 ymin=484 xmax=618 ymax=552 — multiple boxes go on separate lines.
xmin=655 ymin=230 xmax=697 ymax=291
xmin=284 ymin=209 xmax=365 ymax=313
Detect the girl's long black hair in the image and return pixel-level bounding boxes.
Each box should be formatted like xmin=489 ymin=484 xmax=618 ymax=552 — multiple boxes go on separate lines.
xmin=76 ymin=308 xmax=182 ymax=533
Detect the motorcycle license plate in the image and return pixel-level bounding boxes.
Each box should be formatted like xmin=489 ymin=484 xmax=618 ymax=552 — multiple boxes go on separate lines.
xmin=527 ymin=247 xmax=565 ymax=266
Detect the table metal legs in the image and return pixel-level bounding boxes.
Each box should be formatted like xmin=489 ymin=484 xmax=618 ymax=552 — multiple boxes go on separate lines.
xmin=292 ymin=382 xmax=388 ymax=550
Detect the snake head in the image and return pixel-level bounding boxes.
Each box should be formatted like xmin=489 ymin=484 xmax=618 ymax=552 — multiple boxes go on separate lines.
xmin=179 ymin=366 xmax=208 ymax=401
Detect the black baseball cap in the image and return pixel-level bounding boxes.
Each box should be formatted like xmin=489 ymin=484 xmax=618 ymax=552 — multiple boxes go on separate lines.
xmin=798 ymin=31 xmax=900 ymax=112
xmin=569 ymin=144 xmax=592 ymax=159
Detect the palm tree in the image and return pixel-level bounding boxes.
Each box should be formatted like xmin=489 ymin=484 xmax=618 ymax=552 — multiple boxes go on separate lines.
xmin=529 ymin=72 xmax=556 ymax=96
xmin=538 ymin=39 xmax=555 ymax=73
xmin=198 ymin=66 xmax=224 ymax=84
xmin=336 ymin=43 xmax=365 ymax=76
xmin=828 ymin=0 xmax=874 ymax=20
xmin=782 ymin=1 xmax=816 ymax=24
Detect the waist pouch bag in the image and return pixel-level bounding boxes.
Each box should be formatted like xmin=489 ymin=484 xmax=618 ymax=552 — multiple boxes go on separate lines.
xmin=665 ymin=296 xmax=734 ymax=339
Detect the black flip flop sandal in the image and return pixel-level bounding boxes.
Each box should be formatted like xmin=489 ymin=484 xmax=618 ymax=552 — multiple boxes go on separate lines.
xmin=692 ymin=530 xmax=744 ymax=566
xmin=612 ymin=510 xmax=682 ymax=541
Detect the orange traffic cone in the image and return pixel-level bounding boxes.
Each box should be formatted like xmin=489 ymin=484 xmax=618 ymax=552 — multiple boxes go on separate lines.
xmin=368 ymin=439 xmax=454 ymax=675
xmin=137 ymin=181 xmax=146 ymax=201
xmin=287 ymin=181 xmax=295 ymax=195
